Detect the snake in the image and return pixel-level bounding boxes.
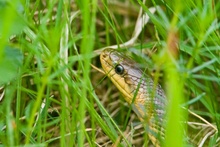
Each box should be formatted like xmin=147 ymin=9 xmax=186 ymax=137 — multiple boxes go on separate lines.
xmin=100 ymin=48 xmax=167 ymax=146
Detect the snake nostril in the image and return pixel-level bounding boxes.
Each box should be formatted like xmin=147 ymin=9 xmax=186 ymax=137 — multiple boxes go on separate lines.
xmin=100 ymin=53 xmax=107 ymax=60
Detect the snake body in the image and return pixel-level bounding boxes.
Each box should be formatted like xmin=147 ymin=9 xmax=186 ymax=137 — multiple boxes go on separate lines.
xmin=100 ymin=48 xmax=167 ymax=146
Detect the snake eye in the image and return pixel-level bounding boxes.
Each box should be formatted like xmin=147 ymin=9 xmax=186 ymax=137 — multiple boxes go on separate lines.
xmin=115 ymin=64 xmax=124 ymax=75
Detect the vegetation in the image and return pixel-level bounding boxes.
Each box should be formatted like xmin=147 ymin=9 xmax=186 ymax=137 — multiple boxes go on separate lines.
xmin=0 ymin=0 xmax=219 ymax=146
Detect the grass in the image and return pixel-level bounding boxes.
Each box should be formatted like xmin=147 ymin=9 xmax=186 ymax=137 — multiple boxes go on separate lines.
xmin=0 ymin=0 xmax=220 ymax=146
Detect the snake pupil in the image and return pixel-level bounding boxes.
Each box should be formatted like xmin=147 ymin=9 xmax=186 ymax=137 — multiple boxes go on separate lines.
xmin=115 ymin=64 xmax=124 ymax=75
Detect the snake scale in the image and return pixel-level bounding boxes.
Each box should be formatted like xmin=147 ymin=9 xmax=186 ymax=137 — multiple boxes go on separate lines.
xmin=100 ymin=48 xmax=168 ymax=146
